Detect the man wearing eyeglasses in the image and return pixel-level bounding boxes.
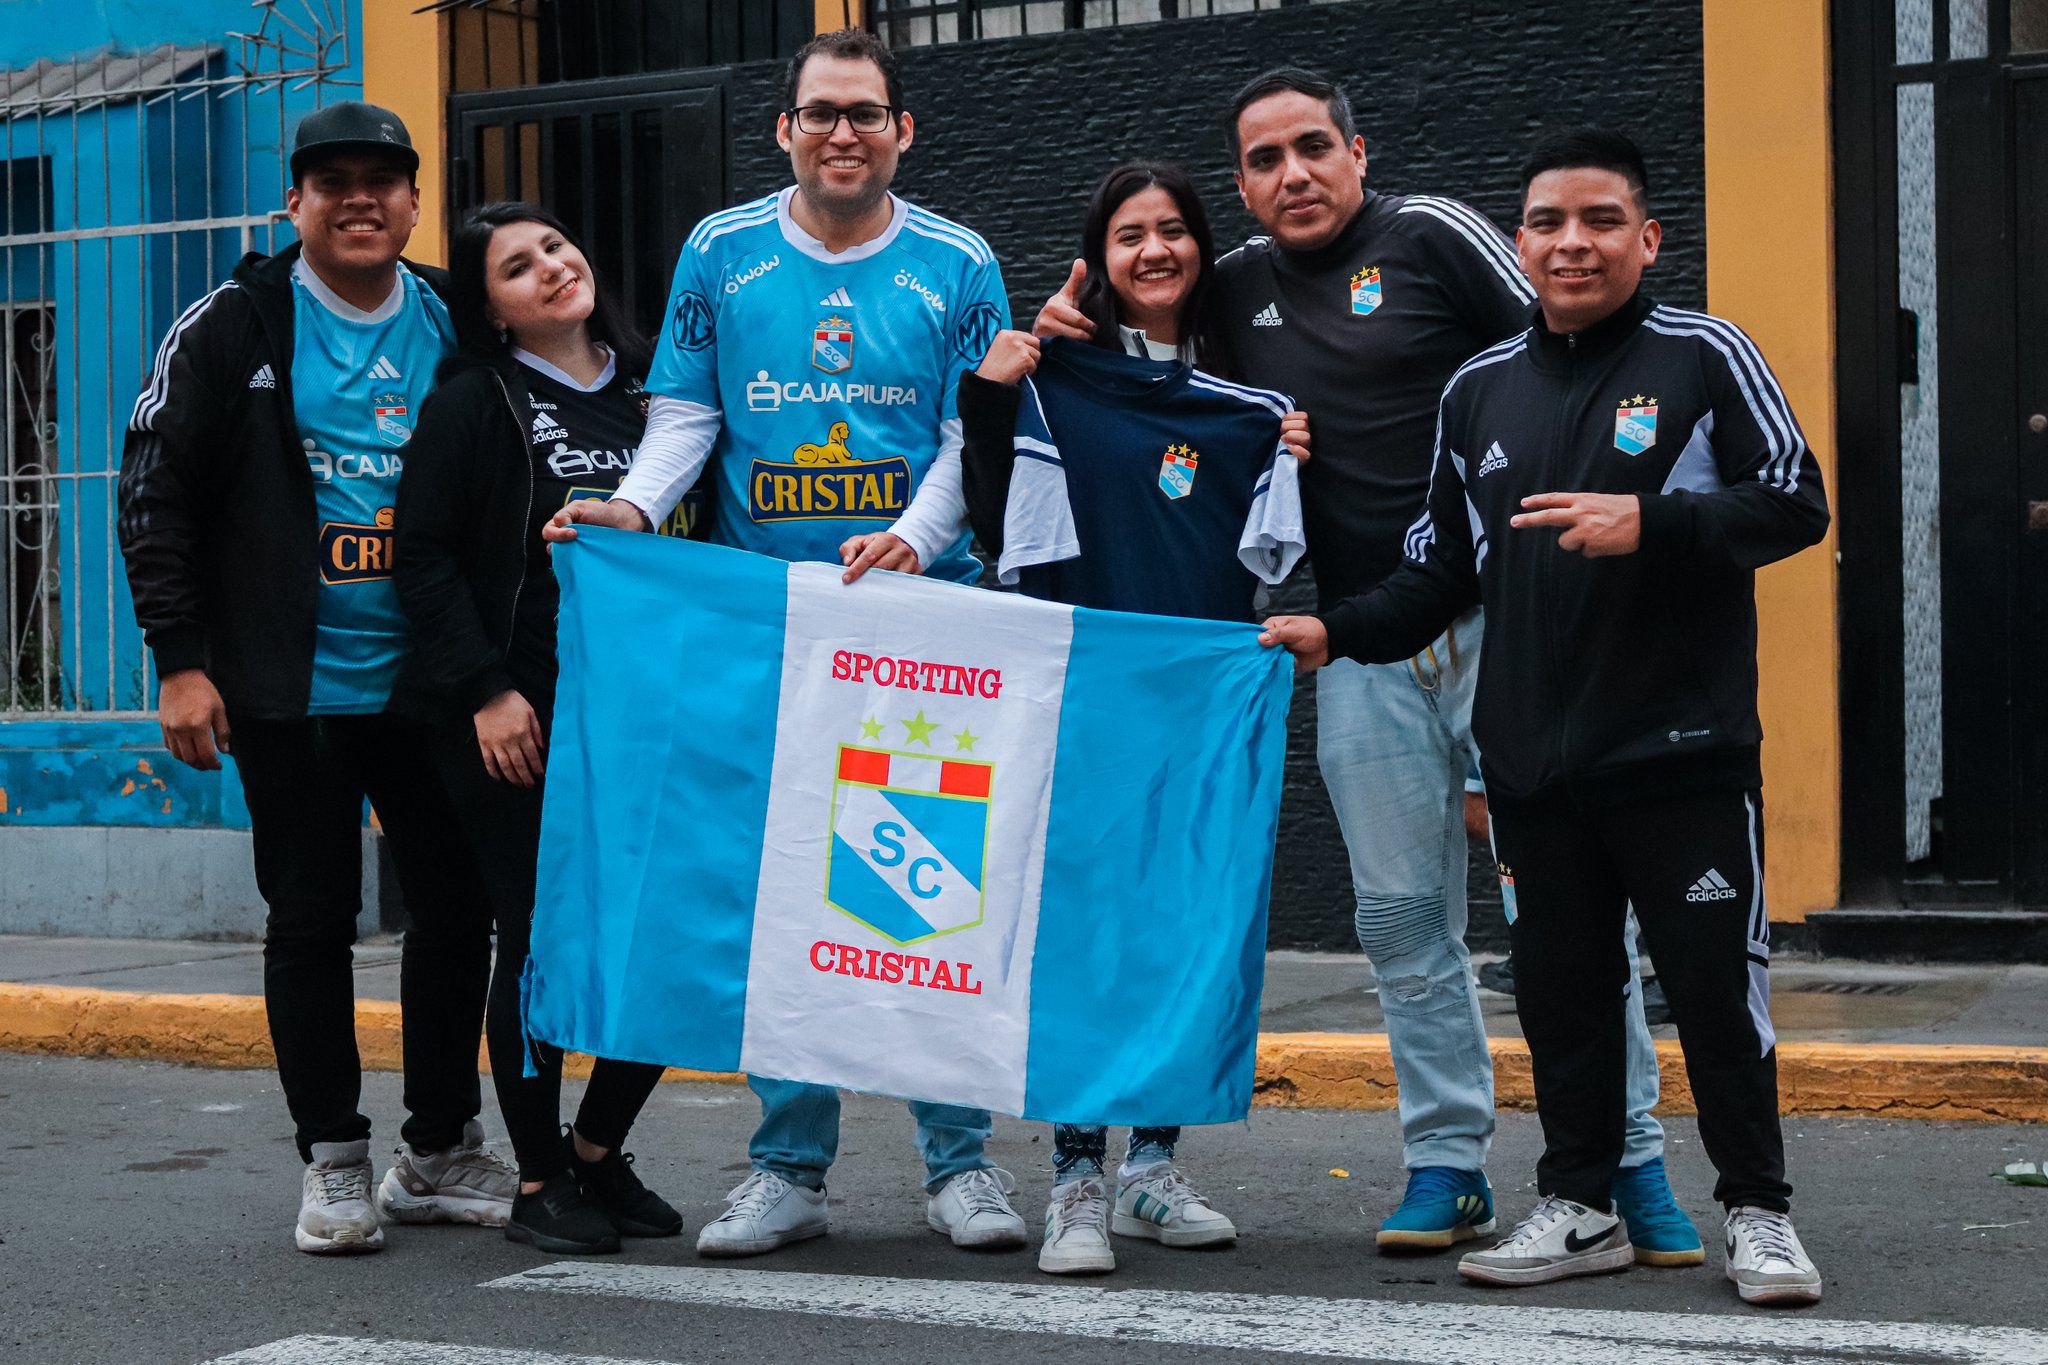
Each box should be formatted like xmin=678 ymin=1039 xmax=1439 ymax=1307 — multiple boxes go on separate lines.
xmin=547 ymin=27 xmax=1024 ymax=1259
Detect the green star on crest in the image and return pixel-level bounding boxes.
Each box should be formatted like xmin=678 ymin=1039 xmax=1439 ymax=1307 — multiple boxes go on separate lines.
xmin=953 ymin=727 xmax=979 ymax=752
xmin=901 ymin=709 xmax=939 ymax=746
xmin=859 ymin=717 xmax=884 ymax=740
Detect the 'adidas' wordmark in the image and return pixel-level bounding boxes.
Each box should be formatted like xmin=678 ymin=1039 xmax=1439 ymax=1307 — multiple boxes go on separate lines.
xmin=247 ymin=364 xmax=276 ymax=390
xmin=1252 ymin=302 xmax=1283 ymax=328
xmin=1686 ymin=868 xmax=1739 ymax=902
xmin=1477 ymin=441 xmax=1508 ymax=477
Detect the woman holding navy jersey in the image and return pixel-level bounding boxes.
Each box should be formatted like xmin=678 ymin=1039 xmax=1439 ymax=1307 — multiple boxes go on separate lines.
xmin=394 ymin=203 xmax=683 ymax=1256
xmin=959 ymin=162 xmax=1309 ymax=1276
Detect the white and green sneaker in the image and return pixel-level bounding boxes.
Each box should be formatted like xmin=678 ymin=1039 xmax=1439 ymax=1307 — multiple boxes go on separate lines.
xmin=1113 ymin=1164 xmax=1237 ymax=1248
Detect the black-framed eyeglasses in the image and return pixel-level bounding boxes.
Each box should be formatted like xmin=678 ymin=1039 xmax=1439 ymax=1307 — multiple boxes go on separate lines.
xmin=788 ymin=103 xmax=897 ymax=136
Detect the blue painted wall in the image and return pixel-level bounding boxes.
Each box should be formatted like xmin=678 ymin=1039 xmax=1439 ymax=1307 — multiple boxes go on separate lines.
xmin=2 ymin=1 xmax=359 ymax=829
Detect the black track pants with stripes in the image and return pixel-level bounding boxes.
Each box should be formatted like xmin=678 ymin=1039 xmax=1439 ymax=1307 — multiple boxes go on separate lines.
xmin=1491 ymin=786 xmax=1790 ymax=1213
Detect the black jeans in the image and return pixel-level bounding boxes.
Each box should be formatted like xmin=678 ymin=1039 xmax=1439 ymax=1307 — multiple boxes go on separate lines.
xmin=432 ymin=708 xmax=666 ymax=1182
xmin=1491 ymin=785 xmax=1790 ymax=1214
xmin=232 ymin=712 xmax=493 ymax=1162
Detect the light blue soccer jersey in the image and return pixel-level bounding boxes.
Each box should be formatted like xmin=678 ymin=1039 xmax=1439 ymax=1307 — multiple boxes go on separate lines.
xmin=646 ymin=187 xmax=1009 ymax=583
xmin=290 ymin=259 xmax=454 ymax=713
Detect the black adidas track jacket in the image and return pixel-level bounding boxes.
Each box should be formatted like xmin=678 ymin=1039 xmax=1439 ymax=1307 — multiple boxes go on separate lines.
xmin=1318 ymin=292 xmax=1830 ymax=805
xmin=116 ymin=244 xmax=450 ymax=720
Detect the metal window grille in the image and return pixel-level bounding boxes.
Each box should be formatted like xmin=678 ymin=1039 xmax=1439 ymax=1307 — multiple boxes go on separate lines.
xmin=867 ymin=0 xmax=1322 ymax=47
xmin=0 ymin=2 xmax=352 ymax=717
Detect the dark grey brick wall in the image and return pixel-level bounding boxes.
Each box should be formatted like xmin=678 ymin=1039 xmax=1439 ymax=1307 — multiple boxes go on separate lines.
xmin=720 ymin=0 xmax=1705 ymax=949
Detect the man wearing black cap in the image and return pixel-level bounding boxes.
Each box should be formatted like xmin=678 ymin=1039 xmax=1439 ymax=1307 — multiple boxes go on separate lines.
xmin=119 ymin=101 xmax=513 ymax=1255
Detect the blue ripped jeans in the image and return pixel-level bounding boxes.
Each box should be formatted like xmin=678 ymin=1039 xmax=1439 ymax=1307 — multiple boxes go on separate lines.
xmin=1317 ymin=610 xmax=1664 ymax=1172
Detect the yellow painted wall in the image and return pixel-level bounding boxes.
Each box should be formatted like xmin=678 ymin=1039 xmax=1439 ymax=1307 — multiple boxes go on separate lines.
xmin=361 ymin=0 xmax=449 ymax=267
xmin=1703 ymin=0 xmax=1839 ymax=919
xmin=816 ymin=1 xmax=863 ymax=30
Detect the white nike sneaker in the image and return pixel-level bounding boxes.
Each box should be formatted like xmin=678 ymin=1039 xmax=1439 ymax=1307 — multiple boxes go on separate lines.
xmin=1458 ymin=1194 xmax=1634 ymax=1286
xmin=1724 ymin=1206 xmax=1823 ymax=1306
xmin=375 ymin=1119 xmax=517 ymax=1227
xmin=1039 ymin=1177 xmax=1115 ymax=1275
xmin=1113 ymin=1163 xmax=1237 ymax=1247
xmin=297 ymin=1140 xmax=384 ymax=1255
xmin=696 ymin=1170 xmax=829 ymax=1257
xmin=927 ymin=1166 xmax=1029 ymax=1248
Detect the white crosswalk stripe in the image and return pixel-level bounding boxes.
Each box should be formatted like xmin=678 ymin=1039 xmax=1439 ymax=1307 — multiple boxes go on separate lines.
xmin=487 ymin=1262 xmax=2048 ymax=1364
xmin=204 ymin=1336 xmax=680 ymax=1364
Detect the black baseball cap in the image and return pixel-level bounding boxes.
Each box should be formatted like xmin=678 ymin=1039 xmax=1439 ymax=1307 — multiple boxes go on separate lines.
xmin=290 ymin=101 xmax=419 ymax=180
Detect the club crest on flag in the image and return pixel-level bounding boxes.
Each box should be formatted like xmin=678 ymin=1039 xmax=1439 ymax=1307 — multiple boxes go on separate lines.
xmin=826 ymin=744 xmax=992 ymax=945
xmin=373 ymin=394 xmax=410 ymax=447
xmin=1349 ymin=266 xmax=1382 ymax=316
xmin=1615 ymin=395 xmax=1658 ymax=455
xmin=1158 ymin=443 xmax=1199 ymax=500
xmin=812 ymin=315 xmax=854 ymax=374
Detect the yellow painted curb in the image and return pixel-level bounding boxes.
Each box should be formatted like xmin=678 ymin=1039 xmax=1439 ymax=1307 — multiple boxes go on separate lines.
xmin=1253 ymin=1032 xmax=2048 ymax=1123
xmin=6 ymin=984 xmax=2047 ymax=1121
xmin=0 ymin=983 xmax=740 ymax=1086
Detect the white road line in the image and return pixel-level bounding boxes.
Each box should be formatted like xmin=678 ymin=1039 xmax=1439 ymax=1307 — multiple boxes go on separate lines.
xmin=203 ymin=1335 xmax=680 ymax=1365
xmin=488 ymin=1262 xmax=2048 ymax=1365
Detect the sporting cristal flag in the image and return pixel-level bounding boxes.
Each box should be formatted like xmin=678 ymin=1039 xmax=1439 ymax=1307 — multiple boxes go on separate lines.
xmin=524 ymin=528 xmax=1293 ymax=1125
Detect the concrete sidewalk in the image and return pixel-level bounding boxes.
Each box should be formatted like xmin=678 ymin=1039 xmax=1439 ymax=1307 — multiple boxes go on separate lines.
xmin=4 ymin=934 xmax=2046 ymax=1119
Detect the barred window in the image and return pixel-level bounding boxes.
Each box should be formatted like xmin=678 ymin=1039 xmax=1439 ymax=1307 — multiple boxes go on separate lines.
xmin=868 ymin=0 xmax=1333 ymax=49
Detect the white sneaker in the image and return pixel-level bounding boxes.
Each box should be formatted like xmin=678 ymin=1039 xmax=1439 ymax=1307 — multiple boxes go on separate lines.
xmin=1038 ymin=1178 xmax=1115 ymax=1275
xmin=927 ymin=1166 xmax=1028 ymax=1249
xmin=1724 ymin=1206 xmax=1823 ymax=1306
xmin=375 ymin=1119 xmax=517 ymax=1227
xmin=696 ymin=1170 xmax=829 ymax=1257
xmin=1114 ymin=1163 xmax=1237 ymax=1247
xmin=297 ymin=1140 xmax=384 ymax=1255
xmin=1458 ymin=1194 xmax=1634 ymax=1286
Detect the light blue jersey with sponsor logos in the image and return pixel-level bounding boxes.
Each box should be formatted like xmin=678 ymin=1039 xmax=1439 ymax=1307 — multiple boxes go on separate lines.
xmin=290 ymin=259 xmax=454 ymax=713
xmin=646 ymin=187 xmax=1008 ymax=582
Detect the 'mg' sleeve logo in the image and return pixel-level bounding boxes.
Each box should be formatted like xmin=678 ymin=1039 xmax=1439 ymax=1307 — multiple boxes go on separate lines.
xmin=670 ymin=291 xmax=715 ymax=351
xmin=749 ymin=421 xmax=911 ymax=523
xmin=320 ymin=506 xmax=396 ymax=584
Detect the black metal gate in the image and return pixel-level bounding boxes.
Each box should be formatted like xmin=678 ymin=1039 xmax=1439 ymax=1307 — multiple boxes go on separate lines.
xmin=1833 ymin=0 xmax=2048 ymax=909
xmin=448 ymin=71 xmax=729 ymax=336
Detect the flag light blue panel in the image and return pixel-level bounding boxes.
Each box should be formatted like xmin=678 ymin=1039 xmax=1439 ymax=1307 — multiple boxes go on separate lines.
xmin=1024 ymin=607 xmax=1293 ymax=1126
xmin=527 ymin=528 xmax=787 ymax=1071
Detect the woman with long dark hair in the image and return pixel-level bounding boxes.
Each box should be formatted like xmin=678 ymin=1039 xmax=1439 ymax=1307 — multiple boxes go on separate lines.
xmin=393 ymin=202 xmax=682 ymax=1256
xmin=958 ymin=162 xmax=1310 ymax=1276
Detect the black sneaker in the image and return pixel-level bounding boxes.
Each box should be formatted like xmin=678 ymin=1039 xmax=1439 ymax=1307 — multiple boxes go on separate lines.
xmin=571 ymin=1141 xmax=684 ymax=1238
xmin=506 ymin=1170 xmax=622 ymax=1255
xmin=1640 ymin=974 xmax=1674 ymax=1028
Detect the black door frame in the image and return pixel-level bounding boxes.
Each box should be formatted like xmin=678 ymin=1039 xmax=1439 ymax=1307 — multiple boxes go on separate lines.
xmin=1832 ymin=1 xmax=2048 ymax=908
xmin=447 ymin=69 xmax=731 ymax=333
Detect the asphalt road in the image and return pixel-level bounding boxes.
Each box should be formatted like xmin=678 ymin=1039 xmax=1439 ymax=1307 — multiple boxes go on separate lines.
xmin=4 ymin=1053 xmax=2047 ymax=1364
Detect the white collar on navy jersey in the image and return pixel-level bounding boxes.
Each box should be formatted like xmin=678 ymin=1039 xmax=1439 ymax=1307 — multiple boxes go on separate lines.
xmin=776 ymin=185 xmax=908 ymax=264
xmin=513 ymin=343 xmax=616 ymax=393
xmin=1118 ymin=322 xmax=1192 ymax=363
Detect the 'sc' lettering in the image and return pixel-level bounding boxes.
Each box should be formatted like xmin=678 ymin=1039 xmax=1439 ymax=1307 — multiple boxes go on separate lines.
xmin=907 ymin=856 xmax=943 ymax=900
xmin=869 ymin=822 xmax=907 ymax=867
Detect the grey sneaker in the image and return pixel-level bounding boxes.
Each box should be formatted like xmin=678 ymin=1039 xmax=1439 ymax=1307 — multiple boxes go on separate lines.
xmin=1724 ymin=1206 xmax=1823 ymax=1306
xmin=297 ymin=1140 xmax=384 ymax=1255
xmin=375 ymin=1119 xmax=517 ymax=1227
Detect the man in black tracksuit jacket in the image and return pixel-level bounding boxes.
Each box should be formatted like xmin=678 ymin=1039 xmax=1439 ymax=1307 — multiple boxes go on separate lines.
xmin=117 ymin=104 xmax=507 ymax=1254
xmin=1263 ymin=130 xmax=1830 ymax=1305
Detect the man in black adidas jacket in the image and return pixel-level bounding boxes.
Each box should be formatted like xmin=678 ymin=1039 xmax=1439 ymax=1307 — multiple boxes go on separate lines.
xmin=1262 ymin=130 xmax=1830 ymax=1306
xmin=117 ymin=103 xmax=509 ymax=1256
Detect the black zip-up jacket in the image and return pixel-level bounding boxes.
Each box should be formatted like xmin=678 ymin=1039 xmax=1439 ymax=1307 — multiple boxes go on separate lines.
xmin=1318 ymin=293 xmax=1830 ymax=805
xmin=390 ymin=356 xmax=550 ymax=721
xmin=116 ymin=243 xmax=451 ymax=719
xmin=1211 ymin=187 xmax=1534 ymax=608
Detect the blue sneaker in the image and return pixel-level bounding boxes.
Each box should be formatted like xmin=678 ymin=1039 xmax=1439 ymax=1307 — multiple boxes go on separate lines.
xmin=1612 ymin=1157 xmax=1704 ymax=1267
xmin=1376 ymin=1166 xmax=1495 ymax=1251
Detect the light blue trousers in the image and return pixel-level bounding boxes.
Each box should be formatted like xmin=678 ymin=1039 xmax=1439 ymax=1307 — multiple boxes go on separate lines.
xmin=747 ymin=1075 xmax=992 ymax=1194
xmin=1316 ymin=611 xmax=1664 ymax=1172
